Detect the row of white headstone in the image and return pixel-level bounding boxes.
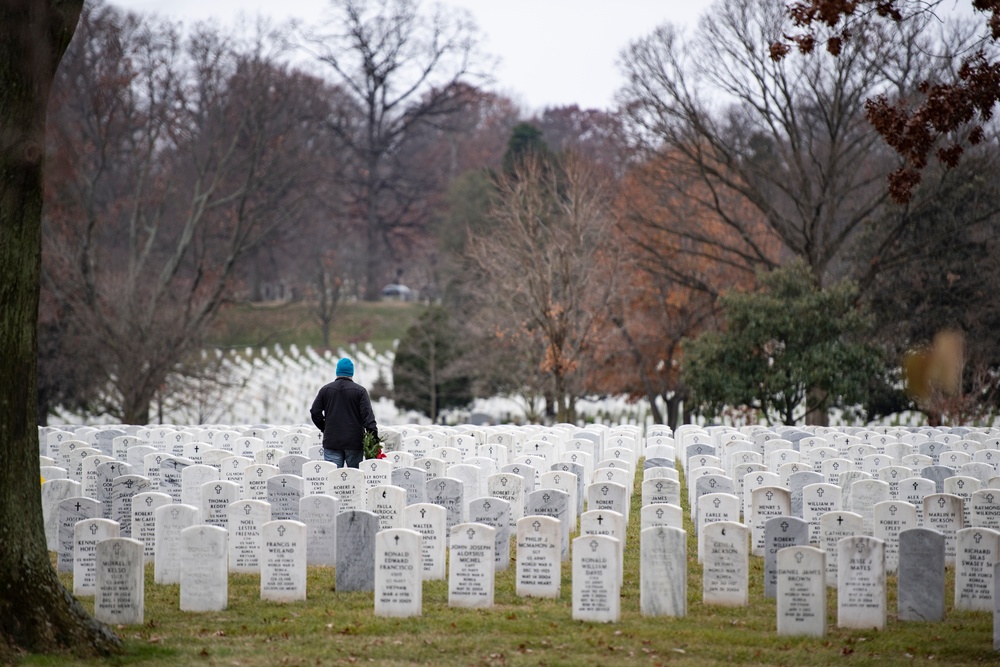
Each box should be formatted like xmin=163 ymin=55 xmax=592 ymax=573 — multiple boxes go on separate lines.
xmin=43 ymin=422 xmax=996 ymax=652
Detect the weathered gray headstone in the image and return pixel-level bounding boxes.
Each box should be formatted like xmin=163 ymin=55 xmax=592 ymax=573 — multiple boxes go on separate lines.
xmin=764 ymin=517 xmax=809 ymax=599
xmin=487 ymin=472 xmax=526 ymax=529
xmin=837 ymin=536 xmax=886 ymax=630
xmin=41 ymin=478 xmax=82 ymax=550
xmin=787 ymin=471 xmax=824 ymax=519
xmin=898 ymin=528 xmax=946 ymax=622
xmin=921 ymin=465 xmax=957 ymax=493
xmin=266 ymin=474 xmax=304 ymax=521
xmin=526 ymin=488 xmax=572 ymax=559
xmin=57 ymin=496 xmax=102 ymax=573
xmin=550 ymin=461 xmax=586 ymax=516
xmin=336 ymin=510 xmax=379 ymax=592
xmin=640 ymin=525 xmax=686 ymax=617
xmin=299 ymin=494 xmax=339 ymax=567
xmin=391 ymin=466 xmax=428 ymax=506
xmin=468 ymin=497 xmax=511 ymax=570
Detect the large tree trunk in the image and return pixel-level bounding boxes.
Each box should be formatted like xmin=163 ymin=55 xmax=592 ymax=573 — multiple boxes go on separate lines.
xmin=0 ymin=1 xmax=120 ymax=660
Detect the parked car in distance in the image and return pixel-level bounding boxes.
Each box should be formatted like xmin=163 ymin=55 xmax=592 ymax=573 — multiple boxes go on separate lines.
xmin=380 ymin=283 xmax=413 ymax=301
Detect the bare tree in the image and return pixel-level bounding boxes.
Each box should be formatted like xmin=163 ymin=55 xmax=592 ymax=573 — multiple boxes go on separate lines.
xmin=617 ymin=0 xmax=969 ymax=286
xmin=467 ymin=153 xmax=621 ymax=423
xmin=42 ymin=6 xmax=329 ymax=423
xmin=1 ymin=0 xmax=121 ymax=659
xmin=306 ymin=0 xmax=490 ymax=299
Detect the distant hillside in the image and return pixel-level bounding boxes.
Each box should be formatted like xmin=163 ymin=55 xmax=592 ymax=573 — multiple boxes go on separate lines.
xmin=206 ymin=300 xmax=424 ymax=353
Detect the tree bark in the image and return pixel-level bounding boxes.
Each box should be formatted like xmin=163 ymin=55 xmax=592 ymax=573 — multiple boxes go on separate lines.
xmin=0 ymin=0 xmax=120 ymax=659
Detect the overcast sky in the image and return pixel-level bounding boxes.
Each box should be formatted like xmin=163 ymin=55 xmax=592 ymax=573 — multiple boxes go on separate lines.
xmin=109 ymin=0 xmax=713 ymax=113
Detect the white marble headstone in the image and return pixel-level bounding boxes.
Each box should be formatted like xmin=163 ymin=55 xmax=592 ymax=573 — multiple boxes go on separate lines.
xmin=515 ymin=515 xmax=561 ymax=599
xmin=227 ymin=499 xmax=271 ymax=574
xmin=702 ymin=521 xmax=749 ymax=607
xmin=448 ymin=522 xmax=496 ymax=609
xmin=153 ymin=503 xmax=200 ymax=584
xmin=73 ymin=518 xmax=120 ymax=596
xmin=261 ymin=520 xmax=308 ymax=602
xmin=776 ymin=545 xmax=826 ymax=637
xmin=94 ymin=537 xmax=144 ymax=625
xmin=374 ymin=528 xmax=423 ymax=618
xmin=180 ymin=525 xmax=229 ymax=612
xmin=403 ymin=503 xmax=446 ymax=581
xmin=571 ymin=534 xmax=621 ymax=623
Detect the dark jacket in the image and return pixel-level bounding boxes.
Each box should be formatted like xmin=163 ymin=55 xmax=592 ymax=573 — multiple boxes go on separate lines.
xmin=310 ymin=377 xmax=378 ymax=451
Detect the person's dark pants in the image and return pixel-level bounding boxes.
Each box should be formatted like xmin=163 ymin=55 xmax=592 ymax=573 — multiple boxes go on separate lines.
xmin=323 ymin=448 xmax=363 ymax=468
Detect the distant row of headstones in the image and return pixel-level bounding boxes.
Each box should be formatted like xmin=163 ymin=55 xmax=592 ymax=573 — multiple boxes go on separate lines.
xmin=40 ymin=421 xmax=1000 ymax=650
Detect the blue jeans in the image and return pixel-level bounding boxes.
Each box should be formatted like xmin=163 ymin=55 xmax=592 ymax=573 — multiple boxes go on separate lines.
xmin=323 ymin=448 xmax=363 ymax=468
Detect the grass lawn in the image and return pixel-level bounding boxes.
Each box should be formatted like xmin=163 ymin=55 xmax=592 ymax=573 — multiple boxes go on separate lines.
xmin=32 ymin=466 xmax=997 ymax=667
xmin=206 ymin=300 xmax=424 ymax=353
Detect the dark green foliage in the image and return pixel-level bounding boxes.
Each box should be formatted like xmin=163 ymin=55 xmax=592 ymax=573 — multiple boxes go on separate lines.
xmin=682 ymin=260 xmax=890 ymax=424
xmin=865 ymin=161 xmax=1000 ymax=411
xmin=392 ymin=306 xmax=472 ymax=420
xmin=502 ymin=122 xmax=551 ymax=174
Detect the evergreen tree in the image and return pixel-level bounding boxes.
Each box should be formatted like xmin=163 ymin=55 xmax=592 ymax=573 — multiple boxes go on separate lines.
xmin=682 ymin=261 xmax=892 ymax=425
xmin=392 ymin=306 xmax=472 ymax=421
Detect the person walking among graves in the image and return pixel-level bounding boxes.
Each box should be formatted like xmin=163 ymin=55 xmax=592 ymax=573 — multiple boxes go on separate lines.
xmin=310 ymin=357 xmax=378 ymax=468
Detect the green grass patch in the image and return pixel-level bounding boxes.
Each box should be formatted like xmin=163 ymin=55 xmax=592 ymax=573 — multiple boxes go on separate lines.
xmin=206 ymin=300 xmax=424 ymax=353
xmin=35 ymin=465 xmax=997 ymax=667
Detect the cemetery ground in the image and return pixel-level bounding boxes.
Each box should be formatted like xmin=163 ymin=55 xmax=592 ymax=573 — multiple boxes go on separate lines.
xmin=34 ymin=468 xmax=996 ymax=667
